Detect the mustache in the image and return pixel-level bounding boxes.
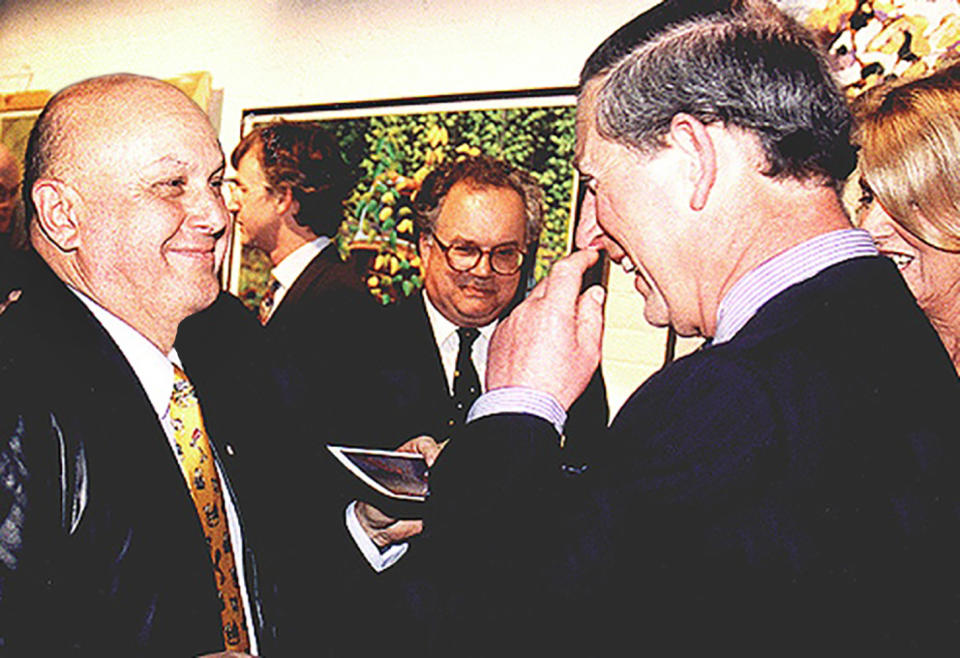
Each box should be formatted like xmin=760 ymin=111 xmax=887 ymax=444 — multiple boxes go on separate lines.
xmin=454 ymin=273 xmax=497 ymax=291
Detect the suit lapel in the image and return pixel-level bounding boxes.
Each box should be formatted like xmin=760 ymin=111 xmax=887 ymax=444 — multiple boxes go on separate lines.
xmin=409 ymin=295 xmax=453 ymax=403
xmin=15 ymin=258 xmax=219 ymax=562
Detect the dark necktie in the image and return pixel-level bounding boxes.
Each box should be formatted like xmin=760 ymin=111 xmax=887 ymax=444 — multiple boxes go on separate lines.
xmin=451 ymin=327 xmax=481 ymax=428
xmin=258 ymin=276 xmax=281 ymax=326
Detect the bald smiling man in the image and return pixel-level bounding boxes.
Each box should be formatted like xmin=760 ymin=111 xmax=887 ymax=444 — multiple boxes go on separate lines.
xmin=0 ymin=74 xmax=280 ymax=656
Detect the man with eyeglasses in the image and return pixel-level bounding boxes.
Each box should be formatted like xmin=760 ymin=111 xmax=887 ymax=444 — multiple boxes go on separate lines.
xmin=348 ymin=155 xmax=607 ymax=651
xmin=352 ymin=154 xmax=606 ymax=463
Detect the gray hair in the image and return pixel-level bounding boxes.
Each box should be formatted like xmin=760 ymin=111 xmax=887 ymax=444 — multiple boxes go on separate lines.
xmin=595 ymin=9 xmax=857 ymax=189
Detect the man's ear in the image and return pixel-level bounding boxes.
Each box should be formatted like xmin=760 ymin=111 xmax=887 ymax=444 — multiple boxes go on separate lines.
xmin=668 ymin=113 xmax=717 ymax=212
xmin=31 ymin=179 xmax=82 ymax=251
xmin=275 ymin=186 xmax=297 ymax=217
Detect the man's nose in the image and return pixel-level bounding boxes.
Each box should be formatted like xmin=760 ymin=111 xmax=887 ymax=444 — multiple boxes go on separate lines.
xmin=469 ymin=250 xmax=495 ymax=276
xmin=223 ymin=185 xmax=241 ymax=214
xmin=186 ymin=187 xmax=230 ymax=235
xmin=224 ymin=190 xmax=240 ymax=214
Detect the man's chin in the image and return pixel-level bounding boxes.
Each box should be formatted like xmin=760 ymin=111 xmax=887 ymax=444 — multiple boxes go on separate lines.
xmin=182 ymin=278 xmax=221 ymax=315
xmin=455 ymin=306 xmax=500 ymax=328
xmin=641 ymin=303 xmax=671 ymax=330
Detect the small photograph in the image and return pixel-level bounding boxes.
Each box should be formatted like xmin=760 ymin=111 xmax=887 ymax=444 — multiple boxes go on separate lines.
xmin=328 ymin=445 xmax=430 ymax=501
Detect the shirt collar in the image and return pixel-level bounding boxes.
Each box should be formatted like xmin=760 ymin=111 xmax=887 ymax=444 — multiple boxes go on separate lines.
xmin=69 ymin=287 xmax=181 ymax=420
xmin=713 ymin=228 xmax=878 ymax=345
xmin=422 ymin=290 xmax=497 ymax=347
xmin=271 ymin=236 xmax=331 ymax=289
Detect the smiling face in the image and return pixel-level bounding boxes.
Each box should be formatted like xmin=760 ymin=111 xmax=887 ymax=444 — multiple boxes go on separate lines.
xmin=574 ymin=81 xmax=703 ymax=336
xmin=57 ymin=81 xmax=229 ymax=344
xmin=858 ymin=196 xmax=960 ymax=320
xmin=419 ymin=181 xmax=526 ymax=328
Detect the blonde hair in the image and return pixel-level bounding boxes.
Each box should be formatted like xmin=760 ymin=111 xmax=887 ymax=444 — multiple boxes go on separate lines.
xmin=853 ymin=62 xmax=960 ymax=251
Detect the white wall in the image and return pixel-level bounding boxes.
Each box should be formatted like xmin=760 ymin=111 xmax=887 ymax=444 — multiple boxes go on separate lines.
xmin=0 ymin=0 xmax=671 ymax=417
xmin=0 ymin=0 xmax=657 ymax=156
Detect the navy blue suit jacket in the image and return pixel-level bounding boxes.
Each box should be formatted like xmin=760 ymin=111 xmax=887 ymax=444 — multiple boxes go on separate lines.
xmin=0 ymin=257 xmax=284 ymax=655
xmin=429 ymin=255 xmax=960 ymax=655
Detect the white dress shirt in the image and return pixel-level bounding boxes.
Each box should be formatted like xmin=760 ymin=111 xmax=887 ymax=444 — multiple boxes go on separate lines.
xmin=70 ymin=288 xmax=259 ymax=654
xmin=350 ymin=291 xmax=498 ymax=572
xmin=422 ymin=290 xmax=497 ymax=394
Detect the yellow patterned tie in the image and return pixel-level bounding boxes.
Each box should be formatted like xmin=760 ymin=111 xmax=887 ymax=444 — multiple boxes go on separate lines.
xmin=169 ymin=365 xmax=250 ymax=652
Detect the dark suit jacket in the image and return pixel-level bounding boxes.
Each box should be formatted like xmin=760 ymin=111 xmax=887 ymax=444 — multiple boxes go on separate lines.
xmin=334 ymin=293 xmax=608 ymax=654
xmin=429 ymin=256 xmax=960 ymax=656
xmin=0 ymin=256 xmax=283 ymax=655
xmin=236 ymin=246 xmax=409 ymax=655
xmin=357 ymin=293 xmax=609 ymax=453
xmin=266 ymin=243 xmax=373 ymax=335
xmin=263 ymin=245 xmax=381 ymax=446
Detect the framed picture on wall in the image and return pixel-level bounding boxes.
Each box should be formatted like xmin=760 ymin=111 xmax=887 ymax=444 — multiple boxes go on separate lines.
xmin=1 ymin=90 xmax=50 ymax=169
xmin=228 ymin=87 xmax=582 ymax=309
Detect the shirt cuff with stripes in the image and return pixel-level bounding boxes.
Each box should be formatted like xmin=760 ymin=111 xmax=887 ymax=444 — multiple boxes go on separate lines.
xmin=466 ymin=386 xmax=567 ymax=436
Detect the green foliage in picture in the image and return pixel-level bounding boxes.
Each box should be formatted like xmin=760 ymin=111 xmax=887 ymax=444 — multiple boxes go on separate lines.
xmin=238 ymin=95 xmax=578 ymax=306
xmin=330 ymin=106 xmax=577 ymax=291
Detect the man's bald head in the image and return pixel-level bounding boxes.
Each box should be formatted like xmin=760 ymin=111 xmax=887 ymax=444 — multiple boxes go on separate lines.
xmin=23 ymin=74 xmax=204 ymax=225
xmin=23 ymin=73 xmax=229 ymax=352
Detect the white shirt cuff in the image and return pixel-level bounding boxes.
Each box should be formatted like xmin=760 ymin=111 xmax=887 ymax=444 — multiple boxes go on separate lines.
xmin=345 ymin=500 xmax=409 ymax=573
xmin=467 ymin=386 xmax=567 ymax=436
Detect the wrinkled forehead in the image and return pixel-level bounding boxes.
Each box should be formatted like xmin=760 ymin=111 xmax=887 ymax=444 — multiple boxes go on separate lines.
xmin=434 ymin=182 xmax=525 ymax=241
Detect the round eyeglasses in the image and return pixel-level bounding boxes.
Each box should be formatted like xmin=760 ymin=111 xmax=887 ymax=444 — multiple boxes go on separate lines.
xmin=429 ymin=233 xmax=526 ymax=275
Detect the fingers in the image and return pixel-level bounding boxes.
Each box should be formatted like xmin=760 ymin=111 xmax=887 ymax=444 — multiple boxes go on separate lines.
xmin=397 ymin=435 xmax=442 ymax=466
xmin=577 ymin=284 xmax=606 ymax=338
xmin=355 ymin=500 xmax=394 ymax=528
xmin=540 ymin=248 xmax=600 ymax=307
xmin=384 ymin=519 xmax=424 ymax=543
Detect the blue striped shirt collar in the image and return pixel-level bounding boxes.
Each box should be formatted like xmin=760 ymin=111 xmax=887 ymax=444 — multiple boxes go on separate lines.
xmin=713 ymin=228 xmax=878 ymax=345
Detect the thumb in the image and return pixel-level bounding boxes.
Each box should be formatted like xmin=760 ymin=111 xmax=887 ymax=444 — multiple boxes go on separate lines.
xmin=576 ymin=285 xmax=605 ymax=360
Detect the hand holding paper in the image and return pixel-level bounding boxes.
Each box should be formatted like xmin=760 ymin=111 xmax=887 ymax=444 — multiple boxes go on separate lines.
xmin=341 ymin=436 xmax=443 ymax=549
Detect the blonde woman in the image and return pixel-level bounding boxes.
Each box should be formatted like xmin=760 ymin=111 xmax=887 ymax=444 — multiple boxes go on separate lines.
xmin=854 ymin=62 xmax=960 ymax=374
